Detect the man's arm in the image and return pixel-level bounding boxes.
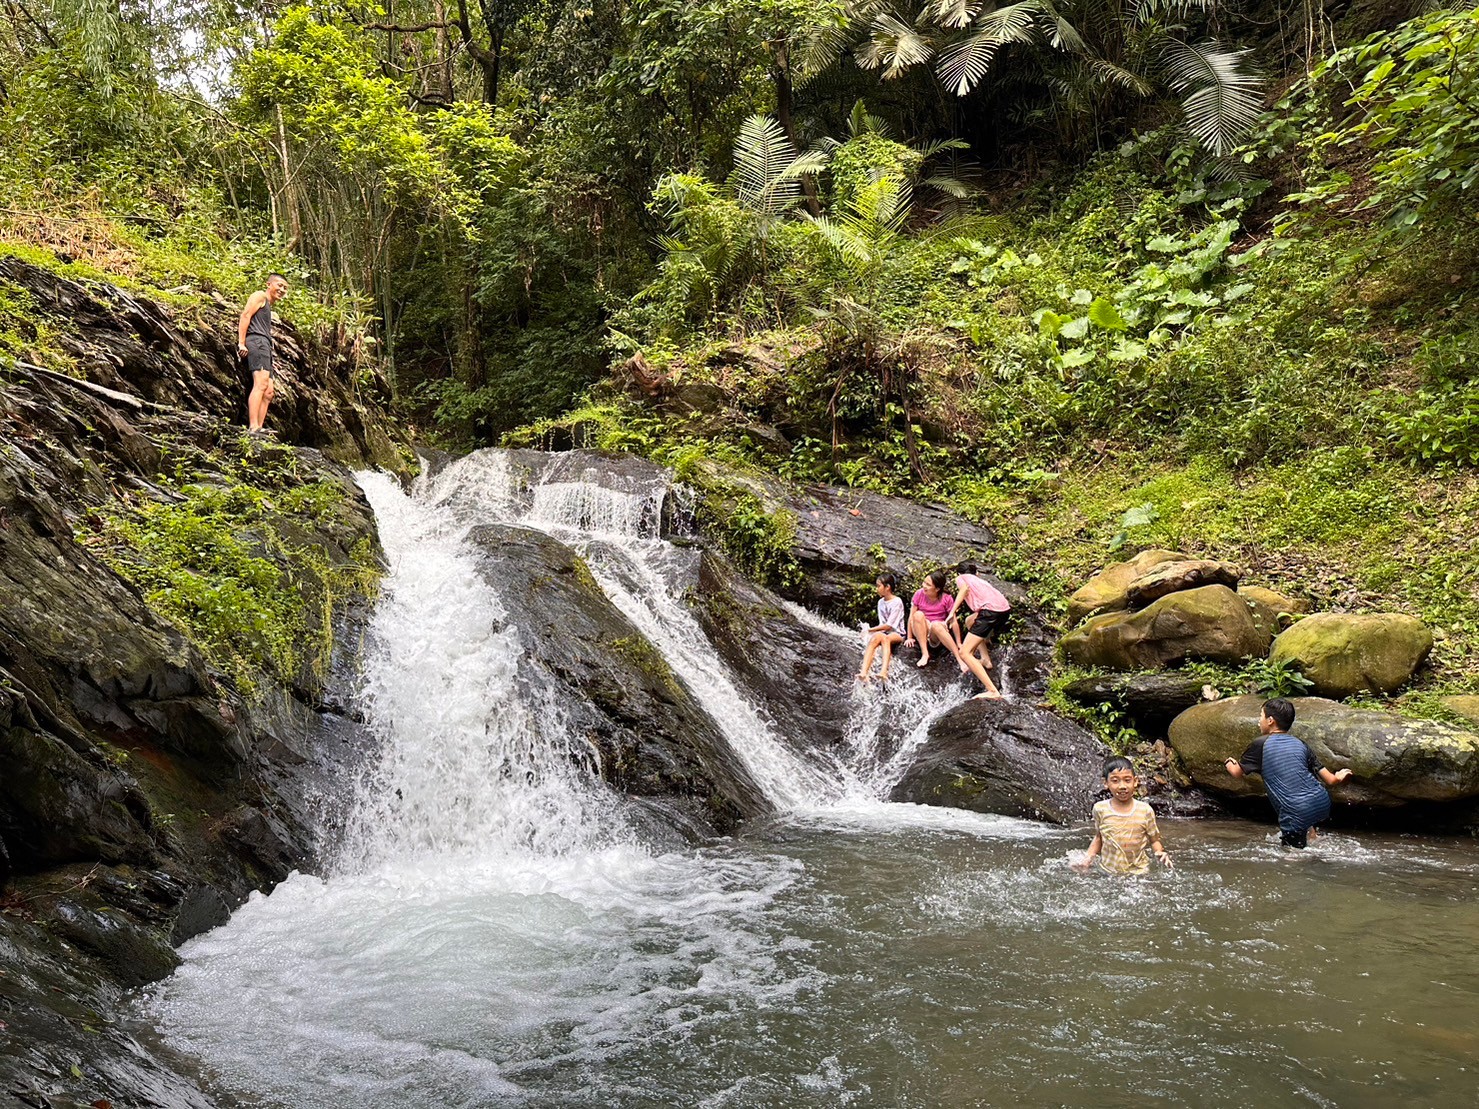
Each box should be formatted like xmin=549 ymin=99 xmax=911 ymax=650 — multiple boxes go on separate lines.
xmin=238 ymin=291 xmax=266 ymax=352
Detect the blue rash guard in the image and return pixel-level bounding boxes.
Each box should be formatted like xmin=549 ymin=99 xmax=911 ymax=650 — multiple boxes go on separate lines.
xmin=1238 ymin=732 xmax=1330 ymax=848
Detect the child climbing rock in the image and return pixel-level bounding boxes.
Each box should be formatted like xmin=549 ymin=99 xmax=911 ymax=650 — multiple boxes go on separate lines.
xmin=1224 ymin=698 xmax=1353 ymax=849
xmin=857 ymin=572 xmax=907 ymax=683
xmin=1073 ymin=756 xmax=1171 ymax=875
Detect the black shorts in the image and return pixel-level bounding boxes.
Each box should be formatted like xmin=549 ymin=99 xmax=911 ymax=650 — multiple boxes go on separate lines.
xmin=245 ymin=338 xmax=273 ymax=374
xmin=963 ymin=608 xmax=1009 ymax=642
xmin=1280 ymin=827 xmax=1309 ymax=849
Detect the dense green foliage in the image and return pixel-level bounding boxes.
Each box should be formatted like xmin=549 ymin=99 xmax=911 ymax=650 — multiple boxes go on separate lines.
xmin=2 ymin=2 xmax=1477 ymax=703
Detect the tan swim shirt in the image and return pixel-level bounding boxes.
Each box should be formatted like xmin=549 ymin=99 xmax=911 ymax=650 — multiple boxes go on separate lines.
xmin=1092 ymin=798 xmax=1160 ymax=875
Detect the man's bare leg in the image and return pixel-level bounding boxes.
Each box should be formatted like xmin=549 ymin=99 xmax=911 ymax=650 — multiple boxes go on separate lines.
xmin=248 ymin=371 xmax=270 ymax=430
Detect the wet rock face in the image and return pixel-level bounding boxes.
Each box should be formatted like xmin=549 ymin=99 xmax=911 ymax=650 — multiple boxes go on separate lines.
xmin=1168 ymin=695 xmax=1479 ymax=808
xmin=690 ymin=551 xmax=857 ymax=753
xmin=890 ymin=700 xmax=1108 ymax=824
xmin=1 ymin=257 xmax=396 ymax=1104
xmin=466 ymin=525 xmax=772 ymax=832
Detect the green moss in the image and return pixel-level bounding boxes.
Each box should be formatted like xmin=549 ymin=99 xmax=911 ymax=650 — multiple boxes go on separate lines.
xmin=82 ymin=436 xmax=379 ymax=692
xmin=609 ymin=635 xmax=678 ymax=688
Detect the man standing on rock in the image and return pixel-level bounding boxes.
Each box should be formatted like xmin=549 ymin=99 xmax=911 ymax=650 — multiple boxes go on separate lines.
xmin=238 ymin=274 xmax=288 ymax=432
xmin=1224 ymin=698 xmax=1353 ymax=848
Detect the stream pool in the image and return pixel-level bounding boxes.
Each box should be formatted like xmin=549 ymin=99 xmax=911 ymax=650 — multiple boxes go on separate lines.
xmin=147 ymin=813 xmax=1479 ymax=1108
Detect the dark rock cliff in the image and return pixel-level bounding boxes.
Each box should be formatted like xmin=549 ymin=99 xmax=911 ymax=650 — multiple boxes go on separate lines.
xmin=0 ymin=256 xmax=397 ymax=1106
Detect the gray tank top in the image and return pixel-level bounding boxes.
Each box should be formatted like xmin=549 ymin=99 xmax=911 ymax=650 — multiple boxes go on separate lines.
xmin=245 ymin=299 xmax=272 ymax=346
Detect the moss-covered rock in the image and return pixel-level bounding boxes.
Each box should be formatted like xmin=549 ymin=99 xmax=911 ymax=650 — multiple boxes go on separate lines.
xmin=1060 ymin=585 xmax=1269 ymax=670
xmin=1124 ymin=558 xmax=1240 ymax=609
xmin=1269 ymin=613 xmax=1433 ymax=697
xmin=1240 ymin=586 xmax=1310 ymax=641
xmin=1168 ymin=695 xmax=1479 ymax=807
xmin=1439 ymin=695 xmax=1479 ymax=728
xmin=1066 ymin=548 xmax=1186 ymax=625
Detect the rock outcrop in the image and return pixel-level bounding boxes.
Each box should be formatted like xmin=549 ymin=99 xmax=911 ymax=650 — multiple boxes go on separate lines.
xmin=1168 ymin=695 xmax=1479 ymax=809
xmin=1060 ymin=585 xmax=1270 ymax=670
xmin=1 ymin=254 xmax=399 ymax=1105
xmin=889 ymin=700 xmax=1108 ymax=823
xmin=1239 ymin=585 xmax=1309 ymax=640
xmin=1065 ymin=549 xmax=1185 ymax=624
xmin=1061 ymin=672 xmax=1218 ymax=732
xmin=466 ymin=525 xmax=771 ymax=832
xmin=1269 ymin=613 xmax=1433 ymax=698
xmin=1124 ymin=558 xmax=1240 ymax=609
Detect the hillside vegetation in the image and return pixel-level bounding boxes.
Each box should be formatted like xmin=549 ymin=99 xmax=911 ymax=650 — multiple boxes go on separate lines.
xmin=1 ymin=2 xmax=1476 ymax=704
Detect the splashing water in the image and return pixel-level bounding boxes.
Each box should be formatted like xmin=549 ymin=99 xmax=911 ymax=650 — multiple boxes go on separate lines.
xmin=144 ymin=451 xmax=1479 ymax=1108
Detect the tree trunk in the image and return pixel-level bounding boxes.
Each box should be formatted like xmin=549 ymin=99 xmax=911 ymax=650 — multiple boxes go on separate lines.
xmin=770 ymin=40 xmax=820 ymax=215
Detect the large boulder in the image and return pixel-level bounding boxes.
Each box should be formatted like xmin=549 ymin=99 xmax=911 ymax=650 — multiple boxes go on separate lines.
xmin=1168 ymin=695 xmax=1479 ymax=807
xmin=1240 ymin=586 xmax=1310 ymax=640
xmin=467 ymin=525 xmax=771 ymax=833
xmin=889 ymin=700 xmax=1108 ymax=823
xmin=1060 ymin=672 xmax=1218 ymax=732
xmin=1440 ymin=695 xmax=1479 ymax=729
xmin=1060 ymin=585 xmax=1270 ymax=671
xmin=1125 ymin=559 xmax=1240 ymax=609
xmin=1269 ymin=613 xmax=1433 ymax=698
xmin=1066 ymin=549 xmax=1186 ymax=625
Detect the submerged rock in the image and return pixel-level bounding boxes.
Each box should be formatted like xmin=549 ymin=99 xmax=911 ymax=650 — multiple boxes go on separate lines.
xmin=467 ymin=524 xmax=771 ymax=832
xmin=1269 ymin=613 xmax=1433 ymax=698
xmin=889 ymin=700 xmax=1107 ymax=824
xmin=1168 ymin=695 xmax=1479 ymax=808
xmin=1060 ymin=585 xmax=1269 ymax=670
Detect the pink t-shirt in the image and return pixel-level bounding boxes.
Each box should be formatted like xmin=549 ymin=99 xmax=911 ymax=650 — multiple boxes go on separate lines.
xmin=911 ymin=588 xmax=955 ymax=623
xmin=956 ymin=573 xmax=1010 ymax=613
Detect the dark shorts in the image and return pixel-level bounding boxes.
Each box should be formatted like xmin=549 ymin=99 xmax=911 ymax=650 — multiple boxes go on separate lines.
xmin=1280 ymin=827 xmax=1309 ymax=849
xmin=245 ymin=338 xmax=273 ymax=374
xmin=962 ymin=607 xmax=1009 ymax=642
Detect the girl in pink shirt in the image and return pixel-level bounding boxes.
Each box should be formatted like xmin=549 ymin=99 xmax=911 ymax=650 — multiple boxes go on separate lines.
xmin=949 ymin=561 xmax=1012 ymax=674
xmin=907 ymin=570 xmax=1002 ymax=699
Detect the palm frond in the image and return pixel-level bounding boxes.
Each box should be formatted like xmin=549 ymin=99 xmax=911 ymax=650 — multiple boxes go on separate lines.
xmin=859 ymin=14 xmax=937 ymax=80
xmin=729 ymin=115 xmax=825 ymax=216
xmin=1083 ymin=56 xmax=1155 ymax=96
xmin=1162 ymin=40 xmax=1264 ymax=156
xmin=1033 ymin=1 xmax=1087 ymax=52
xmin=937 ymin=2 xmax=1044 ymax=96
xmin=925 ymin=0 xmax=982 ymax=29
xmin=804 ymin=213 xmax=874 ymax=267
xmin=848 ymin=99 xmax=894 ymax=137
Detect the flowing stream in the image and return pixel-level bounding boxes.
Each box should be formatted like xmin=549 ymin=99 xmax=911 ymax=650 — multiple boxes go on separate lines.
xmin=146 ymin=452 xmax=1479 ymax=1107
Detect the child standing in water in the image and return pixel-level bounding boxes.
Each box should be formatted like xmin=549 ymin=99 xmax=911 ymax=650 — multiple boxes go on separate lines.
xmin=1224 ymin=698 xmax=1353 ymax=849
xmin=857 ymin=573 xmax=907 ymax=683
xmin=1074 ymin=756 xmax=1171 ymax=875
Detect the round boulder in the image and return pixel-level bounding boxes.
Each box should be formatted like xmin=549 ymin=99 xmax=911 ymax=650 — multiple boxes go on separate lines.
xmin=1125 ymin=559 xmax=1240 ymax=609
xmin=1240 ymin=586 xmax=1309 ymax=641
xmin=1269 ymin=613 xmax=1433 ymax=698
xmin=1060 ymin=585 xmax=1270 ymax=671
xmin=1066 ymin=549 xmax=1186 ymax=625
xmin=1168 ymin=695 xmax=1479 ymax=806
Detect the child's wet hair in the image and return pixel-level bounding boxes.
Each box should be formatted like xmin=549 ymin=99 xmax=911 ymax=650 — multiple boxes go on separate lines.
xmin=1263 ymin=698 xmax=1296 ymax=731
xmin=1102 ymin=755 xmax=1134 ymax=778
xmin=957 ymin=561 xmax=977 ymax=576
xmin=876 ymin=571 xmax=897 ymax=591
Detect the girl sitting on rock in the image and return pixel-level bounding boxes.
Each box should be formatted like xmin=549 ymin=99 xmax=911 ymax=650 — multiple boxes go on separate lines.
xmin=857 ymin=572 xmax=907 ymax=683
xmin=907 ymin=570 xmax=1003 ymax=699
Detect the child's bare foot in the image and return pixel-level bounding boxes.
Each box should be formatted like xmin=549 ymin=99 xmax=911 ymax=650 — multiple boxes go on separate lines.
xmin=958 ymin=660 xmax=969 ymax=674
xmin=917 ymin=654 xmax=930 ymax=668
xmin=972 ymin=690 xmax=1003 ymax=700
xmin=855 ymin=671 xmax=872 ymax=684
xmin=879 ymin=669 xmax=890 ymax=682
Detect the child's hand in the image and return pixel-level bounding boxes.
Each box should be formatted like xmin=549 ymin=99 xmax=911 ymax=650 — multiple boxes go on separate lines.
xmin=1155 ymin=849 xmax=1173 ymax=869
xmin=1334 ymin=768 xmax=1354 ymax=782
